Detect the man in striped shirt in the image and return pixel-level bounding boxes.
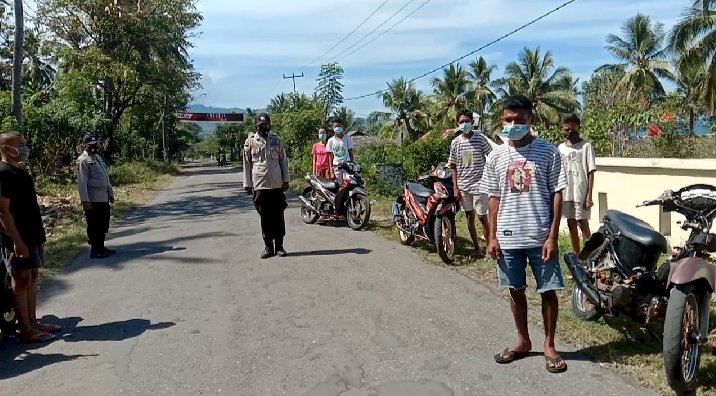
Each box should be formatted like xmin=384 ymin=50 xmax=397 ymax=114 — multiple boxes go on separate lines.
xmin=447 ymin=110 xmax=493 ymax=258
xmin=482 ymin=95 xmax=568 ymax=374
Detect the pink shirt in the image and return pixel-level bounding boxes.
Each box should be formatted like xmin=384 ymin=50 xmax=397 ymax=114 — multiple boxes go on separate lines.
xmin=312 ymin=142 xmax=331 ymax=169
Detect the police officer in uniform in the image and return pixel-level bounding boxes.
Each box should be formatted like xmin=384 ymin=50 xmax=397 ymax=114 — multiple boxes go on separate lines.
xmin=243 ymin=113 xmax=290 ymax=259
xmin=76 ymin=134 xmax=116 ymax=259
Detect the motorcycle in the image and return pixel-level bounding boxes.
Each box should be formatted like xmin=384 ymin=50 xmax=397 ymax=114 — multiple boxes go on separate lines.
xmin=0 ymin=260 xmax=16 ymax=342
xmin=391 ymin=166 xmax=458 ymax=264
xmin=218 ymin=154 xmax=227 ymax=167
xmin=298 ymin=161 xmax=371 ymax=231
xmin=564 ymin=184 xmax=716 ymax=395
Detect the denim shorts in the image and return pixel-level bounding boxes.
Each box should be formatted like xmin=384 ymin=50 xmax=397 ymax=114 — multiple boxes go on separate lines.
xmin=1 ymin=244 xmax=45 ymax=274
xmin=497 ymin=247 xmax=565 ymax=294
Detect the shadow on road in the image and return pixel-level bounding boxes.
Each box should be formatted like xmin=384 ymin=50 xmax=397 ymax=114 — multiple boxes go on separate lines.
xmin=0 ymin=316 xmax=174 ymax=380
xmin=287 ymin=248 xmax=372 ymax=257
xmin=118 ymin=191 xmax=255 ymax=225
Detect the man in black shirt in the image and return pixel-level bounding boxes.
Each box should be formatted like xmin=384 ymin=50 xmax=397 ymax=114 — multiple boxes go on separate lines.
xmin=0 ymin=131 xmax=59 ymax=342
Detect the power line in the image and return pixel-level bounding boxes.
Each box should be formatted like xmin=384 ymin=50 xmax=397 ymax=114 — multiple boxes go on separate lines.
xmin=344 ymin=0 xmax=579 ymax=101
xmin=339 ymin=0 xmax=431 ymax=62
xmin=282 ymin=72 xmax=305 ymax=93
xmin=329 ymin=0 xmax=416 ymax=62
xmin=304 ymin=0 xmax=391 ymax=68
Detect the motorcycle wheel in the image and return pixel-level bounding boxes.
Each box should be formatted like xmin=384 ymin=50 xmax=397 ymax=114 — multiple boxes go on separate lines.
xmin=663 ymin=285 xmax=703 ymax=395
xmin=300 ymin=190 xmax=320 ymax=224
xmin=570 ymin=283 xmax=601 ymax=321
xmin=398 ymin=209 xmax=415 ymax=246
xmin=434 ymin=215 xmax=456 ymax=264
xmin=347 ymin=194 xmax=371 ymax=231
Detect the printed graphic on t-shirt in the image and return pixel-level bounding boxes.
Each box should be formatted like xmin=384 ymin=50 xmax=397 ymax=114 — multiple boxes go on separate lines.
xmin=507 ymin=160 xmax=534 ymax=193
xmin=564 ymin=151 xmax=580 ymax=178
xmin=461 ymin=148 xmax=475 ymax=167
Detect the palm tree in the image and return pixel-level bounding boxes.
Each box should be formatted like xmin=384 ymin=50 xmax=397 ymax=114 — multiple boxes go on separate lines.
xmin=598 ymin=13 xmax=674 ymax=103
xmin=674 ymin=59 xmax=708 ymax=135
xmin=268 ymin=93 xmax=290 ymax=113
xmin=491 ymin=47 xmax=580 ymax=130
xmin=379 ymin=77 xmax=427 ymax=143
xmin=468 ymin=56 xmax=498 ymax=129
xmin=670 ymin=0 xmax=716 ymax=114
xmin=431 ymin=64 xmax=473 ymax=128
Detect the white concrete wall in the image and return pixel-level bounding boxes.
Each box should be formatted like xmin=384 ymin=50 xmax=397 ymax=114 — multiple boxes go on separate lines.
xmin=562 ymin=158 xmax=716 ymax=248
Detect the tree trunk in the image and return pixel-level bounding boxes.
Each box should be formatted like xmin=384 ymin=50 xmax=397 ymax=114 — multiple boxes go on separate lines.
xmin=688 ymin=108 xmax=695 ymax=137
xmin=11 ymin=0 xmax=23 ymax=129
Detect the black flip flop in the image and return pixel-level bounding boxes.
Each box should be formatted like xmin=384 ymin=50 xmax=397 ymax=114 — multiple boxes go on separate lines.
xmin=545 ymin=355 xmax=568 ymax=373
xmin=494 ymin=348 xmax=530 ymax=364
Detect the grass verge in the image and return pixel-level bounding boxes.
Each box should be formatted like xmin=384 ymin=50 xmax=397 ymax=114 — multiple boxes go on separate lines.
xmin=35 ymin=161 xmax=180 ymax=278
xmin=356 ymin=193 xmax=715 ymax=396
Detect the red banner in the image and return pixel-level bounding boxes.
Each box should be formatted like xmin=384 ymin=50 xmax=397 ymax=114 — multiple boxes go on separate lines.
xmin=176 ymin=112 xmax=244 ymax=122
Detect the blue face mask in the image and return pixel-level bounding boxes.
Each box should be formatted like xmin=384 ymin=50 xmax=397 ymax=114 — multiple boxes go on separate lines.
xmin=458 ymin=123 xmax=473 ymax=134
xmin=334 ymin=127 xmax=344 ymax=134
xmin=502 ymin=124 xmax=530 ymax=141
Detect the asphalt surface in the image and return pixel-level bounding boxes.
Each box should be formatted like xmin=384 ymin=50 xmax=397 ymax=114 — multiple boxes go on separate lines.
xmin=0 ymin=163 xmax=655 ymax=396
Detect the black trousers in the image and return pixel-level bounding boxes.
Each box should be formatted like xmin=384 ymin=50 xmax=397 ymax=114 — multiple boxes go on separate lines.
xmin=253 ymin=188 xmax=287 ymax=248
xmin=84 ymin=202 xmax=110 ymax=253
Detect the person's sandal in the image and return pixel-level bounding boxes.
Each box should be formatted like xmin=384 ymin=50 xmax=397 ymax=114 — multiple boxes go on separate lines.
xmin=37 ymin=323 xmax=62 ymax=333
xmin=494 ymin=348 xmax=530 ymax=364
xmin=20 ymin=330 xmax=55 ymax=344
xmin=545 ymin=355 xmax=568 ymax=373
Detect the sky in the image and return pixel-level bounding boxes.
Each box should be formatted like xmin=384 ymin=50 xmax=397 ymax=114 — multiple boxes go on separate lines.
xmin=190 ymin=0 xmax=685 ymax=117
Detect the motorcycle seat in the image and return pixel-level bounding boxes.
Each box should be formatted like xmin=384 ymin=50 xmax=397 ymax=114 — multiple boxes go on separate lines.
xmin=607 ymin=210 xmax=669 ymax=252
xmin=407 ymin=182 xmax=433 ymax=198
xmin=315 ymin=175 xmax=339 ymax=191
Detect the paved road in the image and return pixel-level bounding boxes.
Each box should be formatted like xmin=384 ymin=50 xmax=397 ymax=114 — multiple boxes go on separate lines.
xmin=0 ymin=163 xmax=654 ymax=396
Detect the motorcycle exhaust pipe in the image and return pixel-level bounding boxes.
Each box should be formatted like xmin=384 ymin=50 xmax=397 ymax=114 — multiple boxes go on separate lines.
xmin=298 ymin=195 xmax=319 ymax=213
xmin=564 ymin=252 xmax=602 ymax=308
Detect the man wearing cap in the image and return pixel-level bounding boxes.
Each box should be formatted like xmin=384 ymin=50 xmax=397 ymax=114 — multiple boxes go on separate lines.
xmin=243 ymin=113 xmax=290 ymax=259
xmin=76 ymin=134 xmax=115 ymax=259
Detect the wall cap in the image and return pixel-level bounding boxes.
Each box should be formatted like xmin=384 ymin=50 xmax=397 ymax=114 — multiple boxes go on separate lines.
xmin=596 ymin=157 xmax=716 ymax=171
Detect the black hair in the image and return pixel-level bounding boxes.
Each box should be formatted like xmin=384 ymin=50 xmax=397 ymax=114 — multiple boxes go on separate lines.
xmin=561 ymin=113 xmax=581 ymax=125
xmin=502 ymin=95 xmax=533 ymax=113
xmin=456 ymin=109 xmax=473 ymax=123
xmin=332 ymin=118 xmax=343 ymax=124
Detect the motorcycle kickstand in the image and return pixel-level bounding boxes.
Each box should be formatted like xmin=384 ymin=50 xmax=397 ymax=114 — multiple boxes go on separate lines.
xmin=641 ymin=325 xmax=662 ymax=342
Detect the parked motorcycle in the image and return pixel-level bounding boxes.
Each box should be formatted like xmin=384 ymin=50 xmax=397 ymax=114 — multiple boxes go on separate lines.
xmin=564 ymin=184 xmax=716 ymax=395
xmin=391 ymin=166 xmax=458 ymax=264
xmin=298 ymin=161 xmax=371 ymax=231
xmin=0 ymin=260 xmax=16 ymax=342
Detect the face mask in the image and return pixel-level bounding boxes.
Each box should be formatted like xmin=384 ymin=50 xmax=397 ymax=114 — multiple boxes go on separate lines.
xmin=88 ymin=146 xmax=99 ymax=154
xmin=334 ymin=127 xmax=343 ymax=134
xmin=318 ymin=133 xmax=327 ymax=140
xmin=564 ymin=131 xmax=579 ymax=140
xmin=458 ymin=122 xmax=473 ymax=134
xmin=502 ymin=124 xmax=530 ymax=141
xmin=257 ymin=125 xmax=269 ymax=136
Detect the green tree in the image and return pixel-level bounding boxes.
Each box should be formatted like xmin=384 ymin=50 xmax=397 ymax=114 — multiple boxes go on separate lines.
xmin=431 ymin=63 xmax=473 ymax=128
xmin=598 ymin=13 xmax=674 ymax=104
xmin=468 ymin=56 xmax=498 ymax=129
xmin=379 ymin=77 xmax=428 ymax=143
xmin=315 ymin=62 xmax=344 ymax=118
xmin=491 ymin=47 xmax=580 ymax=130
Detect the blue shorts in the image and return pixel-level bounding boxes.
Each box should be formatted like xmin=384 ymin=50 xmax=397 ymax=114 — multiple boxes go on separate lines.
xmin=497 ymin=247 xmax=565 ymax=294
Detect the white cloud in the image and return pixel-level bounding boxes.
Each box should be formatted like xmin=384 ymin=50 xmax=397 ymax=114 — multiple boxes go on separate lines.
xmin=191 ymin=0 xmax=687 ymax=114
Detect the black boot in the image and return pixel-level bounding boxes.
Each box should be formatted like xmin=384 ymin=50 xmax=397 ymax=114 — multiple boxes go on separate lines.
xmin=275 ymin=238 xmax=286 ymax=257
xmin=261 ymin=239 xmax=275 ymax=259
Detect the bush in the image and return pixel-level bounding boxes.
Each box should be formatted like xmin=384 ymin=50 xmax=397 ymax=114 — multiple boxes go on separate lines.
xmin=402 ymin=134 xmax=451 ymax=179
xmin=109 ymin=161 xmax=180 ymax=186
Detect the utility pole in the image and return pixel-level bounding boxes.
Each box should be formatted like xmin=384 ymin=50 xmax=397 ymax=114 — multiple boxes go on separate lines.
xmin=282 ymin=72 xmax=304 ymax=93
xmin=10 ymin=0 xmax=23 ymax=129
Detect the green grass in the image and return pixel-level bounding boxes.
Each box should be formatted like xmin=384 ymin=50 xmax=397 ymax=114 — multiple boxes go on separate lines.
xmin=363 ymin=194 xmax=716 ymax=396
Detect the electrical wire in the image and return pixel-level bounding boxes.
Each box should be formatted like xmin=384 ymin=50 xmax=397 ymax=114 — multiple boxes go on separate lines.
xmin=304 ymin=0 xmax=391 ymax=68
xmin=329 ymin=0 xmax=416 ymax=62
xmin=343 ymin=0 xmax=579 ymax=101
xmin=338 ymin=0 xmax=431 ymax=62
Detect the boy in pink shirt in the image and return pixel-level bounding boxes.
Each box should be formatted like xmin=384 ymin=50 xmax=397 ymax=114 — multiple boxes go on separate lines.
xmin=312 ymin=128 xmax=332 ymax=179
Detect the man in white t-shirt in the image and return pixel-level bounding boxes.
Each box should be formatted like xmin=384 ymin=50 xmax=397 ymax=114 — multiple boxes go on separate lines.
xmin=326 ymin=117 xmax=354 ymax=182
xmin=558 ymin=113 xmax=596 ymax=256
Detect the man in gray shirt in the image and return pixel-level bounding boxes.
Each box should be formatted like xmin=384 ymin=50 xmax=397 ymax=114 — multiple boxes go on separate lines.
xmin=243 ymin=113 xmax=290 ymax=259
xmin=76 ymin=134 xmax=115 ymax=259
